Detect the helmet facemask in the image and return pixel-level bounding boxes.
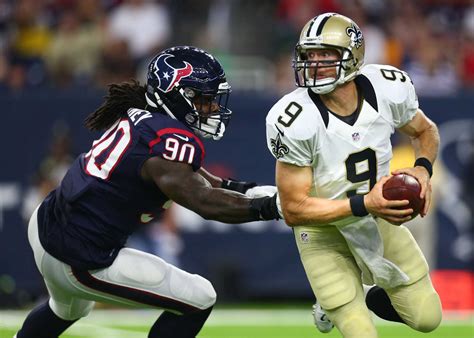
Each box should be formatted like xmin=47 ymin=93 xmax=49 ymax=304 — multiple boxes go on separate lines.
xmin=145 ymin=82 xmax=232 ymax=140
xmin=181 ymin=83 xmax=232 ymax=140
xmin=293 ymin=45 xmax=357 ymax=94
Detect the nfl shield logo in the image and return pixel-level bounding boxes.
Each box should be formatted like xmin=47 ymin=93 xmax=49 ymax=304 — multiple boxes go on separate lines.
xmin=352 ymin=132 xmax=360 ymax=142
xmin=300 ymin=232 xmax=309 ymax=243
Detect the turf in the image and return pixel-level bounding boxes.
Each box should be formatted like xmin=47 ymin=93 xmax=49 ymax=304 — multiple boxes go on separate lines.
xmin=1 ymin=308 xmax=472 ymax=338
xmin=1 ymin=325 xmax=472 ymax=338
xmin=201 ymin=325 xmax=473 ymax=338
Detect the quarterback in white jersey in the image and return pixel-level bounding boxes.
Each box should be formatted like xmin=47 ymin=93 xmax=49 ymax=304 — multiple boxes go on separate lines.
xmin=268 ymin=63 xmax=417 ymax=203
xmin=266 ymin=13 xmax=442 ymax=338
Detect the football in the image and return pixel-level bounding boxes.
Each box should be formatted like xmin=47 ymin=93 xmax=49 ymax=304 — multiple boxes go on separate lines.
xmin=382 ymin=174 xmax=425 ymax=218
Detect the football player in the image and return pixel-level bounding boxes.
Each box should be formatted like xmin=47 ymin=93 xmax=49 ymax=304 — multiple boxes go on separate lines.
xmin=266 ymin=13 xmax=442 ymax=338
xmin=16 ymin=46 xmax=280 ymax=338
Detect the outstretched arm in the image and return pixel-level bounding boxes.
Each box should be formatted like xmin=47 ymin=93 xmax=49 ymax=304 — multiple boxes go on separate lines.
xmin=142 ymin=157 xmax=278 ymax=222
xmin=197 ymin=168 xmax=223 ymax=188
xmin=198 ymin=167 xmax=257 ymax=193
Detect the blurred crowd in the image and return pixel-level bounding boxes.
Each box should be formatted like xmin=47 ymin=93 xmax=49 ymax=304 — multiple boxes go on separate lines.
xmin=6 ymin=1 xmax=472 ymax=293
xmin=0 ymin=0 xmax=473 ymax=95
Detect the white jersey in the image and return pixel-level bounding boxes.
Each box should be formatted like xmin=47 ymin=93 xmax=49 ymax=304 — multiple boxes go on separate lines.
xmin=266 ymin=64 xmax=418 ymax=204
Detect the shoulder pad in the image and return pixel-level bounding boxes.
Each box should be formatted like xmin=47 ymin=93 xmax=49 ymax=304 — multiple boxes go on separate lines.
xmin=266 ymin=88 xmax=323 ymax=141
xmin=127 ymin=108 xmax=153 ymax=126
xmin=129 ymin=110 xmax=205 ymax=171
xmin=360 ymin=64 xmax=419 ymax=127
xmin=360 ymin=64 xmax=418 ymax=105
xmin=149 ymin=128 xmax=205 ymax=171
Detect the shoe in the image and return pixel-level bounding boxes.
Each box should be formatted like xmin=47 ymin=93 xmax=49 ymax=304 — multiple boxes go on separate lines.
xmin=312 ymin=302 xmax=334 ymax=333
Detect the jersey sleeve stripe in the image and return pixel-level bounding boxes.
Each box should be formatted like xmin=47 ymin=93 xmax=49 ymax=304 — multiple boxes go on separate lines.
xmin=148 ymin=127 xmax=206 ymax=161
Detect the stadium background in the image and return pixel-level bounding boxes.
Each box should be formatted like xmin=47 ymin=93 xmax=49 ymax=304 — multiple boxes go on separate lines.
xmin=0 ymin=0 xmax=473 ymax=336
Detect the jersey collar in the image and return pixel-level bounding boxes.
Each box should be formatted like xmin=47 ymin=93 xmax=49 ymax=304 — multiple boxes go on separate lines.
xmin=307 ymin=74 xmax=378 ymax=128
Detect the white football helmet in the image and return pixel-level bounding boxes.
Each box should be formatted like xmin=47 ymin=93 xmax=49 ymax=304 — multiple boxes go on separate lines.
xmin=293 ymin=13 xmax=365 ymax=94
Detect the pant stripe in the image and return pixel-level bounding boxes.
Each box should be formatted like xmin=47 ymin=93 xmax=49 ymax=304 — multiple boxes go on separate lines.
xmin=71 ymin=268 xmax=200 ymax=314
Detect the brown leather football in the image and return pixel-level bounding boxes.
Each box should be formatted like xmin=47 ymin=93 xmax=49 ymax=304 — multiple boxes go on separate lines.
xmin=382 ymin=174 xmax=425 ymax=218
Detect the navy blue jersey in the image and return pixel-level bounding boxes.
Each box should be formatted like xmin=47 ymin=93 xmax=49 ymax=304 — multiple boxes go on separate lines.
xmin=38 ymin=108 xmax=205 ymax=270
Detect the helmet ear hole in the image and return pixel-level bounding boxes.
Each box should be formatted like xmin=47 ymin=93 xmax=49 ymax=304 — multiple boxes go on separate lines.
xmin=184 ymin=88 xmax=196 ymax=98
xmin=185 ymin=112 xmax=198 ymax=125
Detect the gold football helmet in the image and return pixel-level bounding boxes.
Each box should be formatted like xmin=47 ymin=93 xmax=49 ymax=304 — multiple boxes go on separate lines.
xmin=293 ymin=13 xmax=365 ymax=94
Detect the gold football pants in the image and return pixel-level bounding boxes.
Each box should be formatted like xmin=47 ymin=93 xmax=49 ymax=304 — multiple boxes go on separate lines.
xmin=294 ymin=220 xmax=441 ymax=338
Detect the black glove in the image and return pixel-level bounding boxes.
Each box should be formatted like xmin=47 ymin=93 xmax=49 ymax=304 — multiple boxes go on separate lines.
xmin=221 ymin=178 xmax=257 ymax=194
xmin=250 ymin=194 xmax=280 ymax=220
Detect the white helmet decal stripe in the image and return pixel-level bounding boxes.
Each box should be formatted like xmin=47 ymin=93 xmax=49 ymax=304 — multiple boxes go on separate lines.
xmin=307 ymin=13 xmax=335 ymax=38
xmin=315 ymin=13 xmax=335 ymax=36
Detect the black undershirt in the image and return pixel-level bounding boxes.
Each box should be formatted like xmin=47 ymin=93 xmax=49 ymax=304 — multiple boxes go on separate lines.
xmin=327 ymin=83 xmax=363 ymax=126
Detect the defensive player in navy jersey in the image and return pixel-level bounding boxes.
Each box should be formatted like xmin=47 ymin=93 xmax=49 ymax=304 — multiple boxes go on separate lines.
xmin=16 ymin=46 xmax=280 ymax=338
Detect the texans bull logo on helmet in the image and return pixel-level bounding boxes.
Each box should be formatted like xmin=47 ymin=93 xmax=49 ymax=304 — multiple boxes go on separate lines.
xmin=150 ymin=53 xmax=194 ymax=93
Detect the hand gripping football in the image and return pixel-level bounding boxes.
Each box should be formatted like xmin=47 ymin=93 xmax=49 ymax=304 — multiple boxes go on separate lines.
xmin=382 ymin=174 xmax=425 ymax=218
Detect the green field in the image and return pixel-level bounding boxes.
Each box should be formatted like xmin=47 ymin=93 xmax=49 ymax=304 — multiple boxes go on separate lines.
xmin=1 ymin=308 xmax=472 ymax=338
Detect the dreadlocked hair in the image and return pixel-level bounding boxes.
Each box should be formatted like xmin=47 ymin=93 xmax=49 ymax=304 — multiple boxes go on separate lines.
xmin=85 ymin=80 xmax=148 ymax=131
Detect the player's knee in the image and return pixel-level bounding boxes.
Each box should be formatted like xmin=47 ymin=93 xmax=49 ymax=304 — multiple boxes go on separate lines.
xmin=327 ymin=303 xmax=377 ymax=338
xmin=73 ymin=302 xmax=95 ymax=319
xmin=49 ymin=298 xmax=94 ymax=321
xmin=170 ymin=272 xmax=216 ymax=310
xmin=319 ymin=287 xmax=356 ymax=310
xmin=409 ymin=292 xmax=442 ymax=332
xmin=311 ymin=271 xmax=357 ymax=310
xmin=193 ymin=276 xmax=217 ymax=309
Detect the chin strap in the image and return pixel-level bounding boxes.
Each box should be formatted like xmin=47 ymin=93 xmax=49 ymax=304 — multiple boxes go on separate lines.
xmin=145 ymin=92 xmax=226 ymax=140
xmin=195 ymin=118 xmax=226 ymax=140
xmin=212 ymin=122 xmax=225 ymax=140
xmin=145 ymin=92 xmax=180 ymax=121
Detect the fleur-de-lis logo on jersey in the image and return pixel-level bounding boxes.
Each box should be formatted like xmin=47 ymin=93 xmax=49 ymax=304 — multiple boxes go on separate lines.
xmin=346 ymin=23 xmax=363 ymax=49
xmin=270 ymin=133 xmax=289 ymax=159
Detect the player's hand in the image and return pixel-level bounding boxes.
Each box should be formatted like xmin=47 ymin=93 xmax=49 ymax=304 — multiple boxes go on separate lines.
xmin=364 ymin=176 xmax=413 ymax=225
xmin=221 ymin=178 xmax=257 ymax=194
xmin=250 ymin=193 xmax=280 ymax=220
xmin=245 ymin=185 xmax=278 ymax=198
xmin=392 ymin=167 xmax=431 ymax=217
